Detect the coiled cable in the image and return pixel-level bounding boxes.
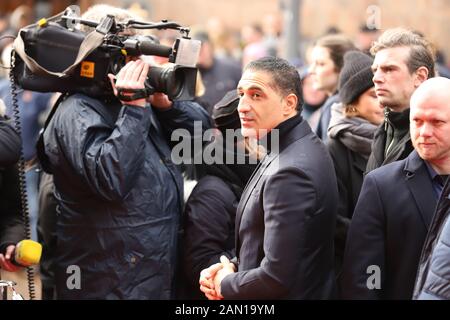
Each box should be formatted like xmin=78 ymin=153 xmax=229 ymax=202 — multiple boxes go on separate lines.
xmin=8 ymin=50 xmax=37 ymax=300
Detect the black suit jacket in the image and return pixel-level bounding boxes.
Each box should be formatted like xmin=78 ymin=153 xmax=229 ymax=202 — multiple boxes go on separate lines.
xmin=340 ymin=151 xmax=437 ymax=299
xmin=221 ymin=119 xmax=338 ymax=299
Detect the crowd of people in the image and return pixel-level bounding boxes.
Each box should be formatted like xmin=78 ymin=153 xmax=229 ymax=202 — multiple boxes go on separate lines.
xmin=1 ymin=3 xmax=450 ymax=300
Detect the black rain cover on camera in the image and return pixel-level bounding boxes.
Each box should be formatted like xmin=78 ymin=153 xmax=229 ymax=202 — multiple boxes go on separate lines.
xmin=13 ymin=22 xmax=120 ymax=97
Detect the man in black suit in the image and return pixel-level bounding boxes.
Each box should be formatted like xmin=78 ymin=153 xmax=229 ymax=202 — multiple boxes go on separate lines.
xmin=199 ymin=57 xmax=338 ymax=299
xmin=340 ymin=77 xmax=449 ymax=299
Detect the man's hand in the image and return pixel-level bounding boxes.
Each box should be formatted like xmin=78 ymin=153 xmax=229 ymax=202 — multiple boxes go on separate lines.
xmin=149 ymin=92 xmax=173 ymax=110
xmin=199 ymin=256 xmax=236 ymax=300
xmin=108 ymin=59 xmax=149 ymax=107
xmin=199 ymin=262 xmax=223 ymax=300
xmin=0 ymin=245 xmax=20 ymax=272
xmin=213 ymin=255 xmax=236 ymax=299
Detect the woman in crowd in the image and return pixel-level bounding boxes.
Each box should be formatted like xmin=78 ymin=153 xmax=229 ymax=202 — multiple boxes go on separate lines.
xmin=326 ymin=51 xmax=384 ymax=272
xmin=309 ymin=34 xmax=356 ymax=142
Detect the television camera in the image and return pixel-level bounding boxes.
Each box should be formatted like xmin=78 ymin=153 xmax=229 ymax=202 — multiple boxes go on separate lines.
xmin=11 ymin=6 xmax=201 ymax=101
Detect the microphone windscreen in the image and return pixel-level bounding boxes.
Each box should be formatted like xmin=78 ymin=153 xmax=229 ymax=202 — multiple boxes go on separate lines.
xmin=14 ymin=240 xmax=42 ymax=267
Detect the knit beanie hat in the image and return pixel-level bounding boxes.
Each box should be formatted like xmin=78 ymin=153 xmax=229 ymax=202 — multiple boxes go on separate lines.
xmin=338 ymin=51 xmax=374 ymax=105
xmin=212 ymin=90 xmax=241 ymax=134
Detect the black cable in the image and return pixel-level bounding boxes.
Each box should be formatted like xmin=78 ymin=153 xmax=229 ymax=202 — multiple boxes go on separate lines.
xmin=8 ymin=50 xmax=36 ymax=300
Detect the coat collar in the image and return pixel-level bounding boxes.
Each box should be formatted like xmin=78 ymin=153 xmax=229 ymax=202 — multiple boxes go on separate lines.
xmin=403 ymin=150 xmax=437 ymax=230
xmin=234 ymin=118 xmax=312 ymax=255
xmin=261 ymin=115 xmax=312 ymax=155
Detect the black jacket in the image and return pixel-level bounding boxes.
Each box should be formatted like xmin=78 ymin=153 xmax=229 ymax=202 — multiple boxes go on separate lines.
xmin=180 ymin=142 xmax=257 ymax=299
xmin=327 ymin=138 xmax=367 ymax=272
xmin=0 ymin=116 xmax=23 ymax=254
xmin=181 ymin=176 xmax=237 ymax=299
xmin=366 ymin=108 xmax=413 ymax=173
xmin=414 ymin=177 xmax=450 ymax=300
xmin=0 ymin=116 xmax=21 ymax=167
xmin=221 ymin=115 xmax=338 ymax=299
xmin=340 ymin=151 xmax=437 ymax=299
xmin=0 ymin=165 xmax=23 ymax=254
xmin=43 ymin=93 xmax=210 ymax=299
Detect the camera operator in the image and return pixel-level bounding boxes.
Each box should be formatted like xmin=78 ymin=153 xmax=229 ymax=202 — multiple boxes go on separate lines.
xmin=41 ymin=5 xmax=211 ymax=300
xmin=0 ymin=105 xmax=23 ymax=274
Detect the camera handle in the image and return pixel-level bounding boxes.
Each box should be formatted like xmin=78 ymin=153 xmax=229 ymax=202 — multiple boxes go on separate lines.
xmin=116 ymin=87 xmax=154 ymax=101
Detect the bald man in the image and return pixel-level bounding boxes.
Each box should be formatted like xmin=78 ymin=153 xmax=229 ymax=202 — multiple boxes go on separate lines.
xmin=411 ymin=77 xmax=450 ymax=300
xmin=340 ymin=78 xmax=450 ymax=300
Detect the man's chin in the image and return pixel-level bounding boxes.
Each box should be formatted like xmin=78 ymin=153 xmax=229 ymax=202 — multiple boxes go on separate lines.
xmin=417 ymin=150 xmax=435 ymax=161
xmin=377 ymin=97 xmax=390 ymax=106
xmin=241 ymin=127 xmax=258 ymax=138
xmin=379 ymin=100 xmax=403 ymax=111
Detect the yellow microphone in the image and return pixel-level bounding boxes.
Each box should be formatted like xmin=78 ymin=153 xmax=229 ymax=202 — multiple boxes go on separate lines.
xmin=12 ymin=240 xmax=42 ymax=267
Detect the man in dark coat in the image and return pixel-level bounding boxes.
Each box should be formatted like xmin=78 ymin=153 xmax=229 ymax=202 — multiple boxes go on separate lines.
xmin=414 ymin=178 xmax=450 ymax=300
xmin=180 ymin=90 xmax=258 ymax=299
xmin=340 ymin=77 xmax=450 ymax=299
xmin=410 ymin=77 xmax=450 ymax=300
xmin=0 ymin=114 xmax=23 ymax=273
xmin=200 ymin=57 xmax=338 ymax=300
xmin=42 ymin=55 xmax=210 ymax=298
xmin=366 ymin=28 xmax=435 ymax=172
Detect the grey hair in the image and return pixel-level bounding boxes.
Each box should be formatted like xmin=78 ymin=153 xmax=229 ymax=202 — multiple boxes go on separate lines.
xmin=80 ymin=4 xmax=140 ymax=35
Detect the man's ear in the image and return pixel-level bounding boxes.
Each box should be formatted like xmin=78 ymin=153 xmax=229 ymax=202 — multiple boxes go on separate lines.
xmin=283 ymin=93 xmax=298 ymax=115
xmin=414 ymin=66 xmax=429 ymax=87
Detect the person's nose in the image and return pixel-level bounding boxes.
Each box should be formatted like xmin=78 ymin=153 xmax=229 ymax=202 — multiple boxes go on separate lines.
xmin=419 ymin=122 xmax=433 ymax=138
xmin=373 ymin=69 xmax=384 ymax=85
xmin=237 ymin=95 xmax=251 ymax=114
xmin=309 ymin=63 xmax=316 ymax=75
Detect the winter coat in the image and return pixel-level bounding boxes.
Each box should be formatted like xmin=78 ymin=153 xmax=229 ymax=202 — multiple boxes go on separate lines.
xmin=180 ymin=146 xmax=257 ymax=299
xmin=0 ymin=165 xmax=23 ymax=255
xmin=366 ymin=108 xmax=413 ymax=173
xmin=326 ymin=103 xmax=378 ymax=272
xmin=42 ymin=93 xmax=210 ymax=299
xmin=0 ymin=115 xmax=21 ymax=167
xmin=340 ymin=151 xmax=437 ymax=299
xmin=414 ymin=178 xmax=450 ymax=300
xmin=0 ymin=116 xmax=23 ymax=255
xmin=221 ymin=115 xmax=338 ymax=299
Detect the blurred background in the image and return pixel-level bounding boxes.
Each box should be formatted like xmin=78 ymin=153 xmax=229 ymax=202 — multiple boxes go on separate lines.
xmin=1 ymin=0 xmax=449 ymax=69
xmin=0 ymin=0 xmax=449 ymax=300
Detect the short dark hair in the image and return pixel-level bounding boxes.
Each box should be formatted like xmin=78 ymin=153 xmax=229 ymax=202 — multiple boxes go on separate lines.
xmin=244 ymin=57 xmax=303 ymax=111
